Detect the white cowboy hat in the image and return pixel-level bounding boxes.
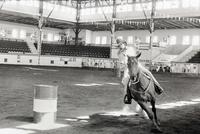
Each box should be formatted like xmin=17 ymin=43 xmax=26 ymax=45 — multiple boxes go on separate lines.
xmin=115 ymin=38 xmax=127 ymax=47
xmin=126 ymin=46 xmax=141 ymax=58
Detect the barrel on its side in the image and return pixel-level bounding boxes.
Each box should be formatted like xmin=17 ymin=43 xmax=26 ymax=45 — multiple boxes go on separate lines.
xmin=33 ymin=85 xmax=58 ymax=124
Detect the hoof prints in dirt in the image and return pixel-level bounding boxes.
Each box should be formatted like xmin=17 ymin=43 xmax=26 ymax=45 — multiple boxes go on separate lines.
xmin=5 ymin=116 xmax=33 ymax=122
xmin=74 ymin=113 xmax=154 ymax=134
xmin=65 ymin=113 xmax=150 ymax=127
xmin=89 ymin=113 xmax=149 ymax=127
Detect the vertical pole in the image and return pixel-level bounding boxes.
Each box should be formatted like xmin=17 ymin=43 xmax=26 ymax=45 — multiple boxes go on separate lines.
xmin=111 ymin=0 xmax=116 ymax=58
xmin=75 ymin=0 xmax=81 ymax=45
xmin=68 ymin=0 xmax=72 ymax=6
xmin=38 ymin=0 xmax=43 ymax=65
xmin=149 ymin=0 xmax=156 ymax=70
xmin=111 ymin=0 xmax=119 ymax=76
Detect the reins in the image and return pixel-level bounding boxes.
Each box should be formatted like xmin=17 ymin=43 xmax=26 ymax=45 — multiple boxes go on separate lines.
xmin=129 ymin=71 xmax=151 ymax=94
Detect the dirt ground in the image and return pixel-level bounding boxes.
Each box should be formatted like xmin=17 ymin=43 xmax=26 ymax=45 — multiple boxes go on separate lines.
xmin=0 ymin=65 xmax=199 ymax=134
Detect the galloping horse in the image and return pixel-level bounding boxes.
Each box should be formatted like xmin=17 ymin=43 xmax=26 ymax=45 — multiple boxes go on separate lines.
xmin=127 ymin=53 xmax=162 ymax=132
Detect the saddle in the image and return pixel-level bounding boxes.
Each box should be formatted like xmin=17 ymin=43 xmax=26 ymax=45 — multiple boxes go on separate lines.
xmin=124 ymin=72 xmax=149 ymax=104
xmin=124 ymin=71 xmax=163 ymax=104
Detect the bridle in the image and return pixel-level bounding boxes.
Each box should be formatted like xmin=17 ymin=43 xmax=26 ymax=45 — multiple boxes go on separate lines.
xmin=128 ymin=71 xmax=151 ymax=94
xmin=129 ymin=73 xmax=140 ymax=85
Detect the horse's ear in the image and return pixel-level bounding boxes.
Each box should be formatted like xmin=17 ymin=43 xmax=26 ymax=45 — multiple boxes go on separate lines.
xmin=136 ymin=52 xmax=141 ymax=59
xmin=127 ymin=56 xmax=132 ymax=64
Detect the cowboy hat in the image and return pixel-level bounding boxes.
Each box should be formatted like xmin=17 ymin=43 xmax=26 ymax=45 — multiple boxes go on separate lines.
xmin=126 ymin=46 xmax=141 ymax=58
xmin=116 ymin=38 xmax=127 ymax=47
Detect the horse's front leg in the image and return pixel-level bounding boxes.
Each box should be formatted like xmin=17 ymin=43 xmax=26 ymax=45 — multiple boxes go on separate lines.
xmin=137 ymin=101 xmax=162 ymax=132
xmin=137 ymin=101 xmax=153 ymax=121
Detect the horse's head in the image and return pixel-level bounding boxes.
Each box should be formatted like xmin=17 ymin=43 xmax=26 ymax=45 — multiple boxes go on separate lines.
xmin=127 ymin=52 xmax=141 ymax=80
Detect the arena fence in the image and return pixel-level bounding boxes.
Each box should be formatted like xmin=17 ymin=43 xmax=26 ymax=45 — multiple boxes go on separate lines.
xmin=171 ymin=62 xmax=200 ymax=75
xmin=0 ymin=53 xmax=116 ymax=69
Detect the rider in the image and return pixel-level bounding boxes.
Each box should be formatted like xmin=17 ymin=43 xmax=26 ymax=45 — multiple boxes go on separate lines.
xmin=116 ymin=38 xmax=164 ymax=108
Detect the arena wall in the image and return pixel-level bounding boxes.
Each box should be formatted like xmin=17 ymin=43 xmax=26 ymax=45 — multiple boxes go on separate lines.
xmin=89 ymin=29 xmax=200 ymax=46
xmin=0 ymin=53 xmax=115 ymax=69
xmin=0 ymin=21 xmax=63 ymax=41
xmin=171 ymin=62 xmax=200 ymax=75
xmin=1 ymin=20 xmax=200 ymax=48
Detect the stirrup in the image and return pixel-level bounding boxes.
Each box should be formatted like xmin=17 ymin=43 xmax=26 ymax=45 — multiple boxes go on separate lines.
xmin=123 ymin=94 xmax=132 ymax=104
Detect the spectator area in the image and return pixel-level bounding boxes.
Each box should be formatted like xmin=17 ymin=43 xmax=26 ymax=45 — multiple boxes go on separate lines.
xmin=163 ymin=45 xmax=190 ymax=55
xmin=40 ymin=43 xmax=110 ymax=58
xmin=188 ymin=51 xmax=200 ymax=63
xmin=0 ymin=39 xmax=31 ymax=53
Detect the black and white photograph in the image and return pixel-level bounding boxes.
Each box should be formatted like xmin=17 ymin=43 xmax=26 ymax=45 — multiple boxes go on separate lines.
xmin=0 ymin=0 xmax=199 ymax=133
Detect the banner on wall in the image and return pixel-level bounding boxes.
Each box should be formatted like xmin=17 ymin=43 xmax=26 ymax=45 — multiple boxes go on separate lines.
xmin=60 ymin=57 xmax=76 ymax=62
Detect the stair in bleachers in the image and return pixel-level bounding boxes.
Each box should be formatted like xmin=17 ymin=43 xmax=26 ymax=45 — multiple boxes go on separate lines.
xmin=41 ymin=43 xmax=110 ymax=58
xmin=26 ymin=40 xmax=38 ymax=54
xmin=163 ymin=45 xmax=190 ymax=55
xmin=0 ymin=39 xmax=31 ymax=53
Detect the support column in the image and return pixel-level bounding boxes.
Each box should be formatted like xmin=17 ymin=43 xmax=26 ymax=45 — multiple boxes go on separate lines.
xmin=110 ymin=0 xmax=119 ymax=77
xmin=69 ymin=0 xmax=72 ymax=5
xmin=149 ymin=0 xmax=156 ymax=70
xmin=110 ymin=0 xmax=117 ymax=58
xmin=74 ymin=0 xmax=81 ymax=45
xmin=111 ymin=0 xmax=116 ymax=46
xmin=38 ymin=0 xmax=43 ymax=65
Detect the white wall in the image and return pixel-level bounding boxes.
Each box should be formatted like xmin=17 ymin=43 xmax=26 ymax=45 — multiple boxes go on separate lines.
xmin=85 ymin=30 xmax=92 ymax=44
xmin=0 ymin=20 xmax=63 ymax=41
xmin=63 ymin=29 xmax=92 ymax=44
xmin=0 ymin=54 xmax=82 ymax=67
xmin=0 ymin=54 xmax=115 ymax=69
xmin=89 ymin=29 xmax=200 ymax=46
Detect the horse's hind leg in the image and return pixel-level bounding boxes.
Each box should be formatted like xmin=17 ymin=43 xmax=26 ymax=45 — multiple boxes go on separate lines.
xmin=151 ymin=100 xmax=162 ymax=132
xmin=151 ymin=100 xmax=159 ymax=125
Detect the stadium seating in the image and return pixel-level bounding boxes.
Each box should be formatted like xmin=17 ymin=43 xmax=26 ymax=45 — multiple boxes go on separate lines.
xmin=163 ymin=45 xmax=190 ymax=55
xmin=188 ymin=51 xmax=200 ymax=63
xmin=40 ymin=43 xmax=110 ymax=58
xmin=0 ymin=39 xmax=31 ymax=53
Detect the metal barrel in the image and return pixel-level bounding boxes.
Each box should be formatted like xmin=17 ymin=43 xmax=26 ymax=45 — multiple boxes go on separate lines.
xmin=33 ymin=85 xmax=58 ymax=124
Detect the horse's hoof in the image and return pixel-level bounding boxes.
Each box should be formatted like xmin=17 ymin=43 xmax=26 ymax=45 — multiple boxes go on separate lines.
xmin=157 ymin=120 xmax=161 ymax=126
xmin=156 ymin=126 xmax=163 ymax=133
xmin=151 ymin=128 xmax=163 ymax=133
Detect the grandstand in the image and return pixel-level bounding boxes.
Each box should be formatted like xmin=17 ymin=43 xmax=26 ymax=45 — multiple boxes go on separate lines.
xmin=0 ymin=0 xmax=198 ymax=69
xmin=40 ymin=43 xmax=110 ymax=58
xmin=0 ymin=38 xmax=31 ymax=53
xmin=188 ymin=51 xmax=200 ymax=63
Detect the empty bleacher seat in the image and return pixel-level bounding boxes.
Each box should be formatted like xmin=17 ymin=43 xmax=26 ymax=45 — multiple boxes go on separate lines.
xmin=0 ymin=39 xmax=31 ymax=53
xmin=40 ymin=43 xmax=110 ymax=58
xmin=188 ymin=51 xmax=200 ymax=63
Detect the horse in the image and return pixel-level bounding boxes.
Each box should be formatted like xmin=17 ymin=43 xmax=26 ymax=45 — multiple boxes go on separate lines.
xmin=126 ymin=53 xmax=162 ymax=132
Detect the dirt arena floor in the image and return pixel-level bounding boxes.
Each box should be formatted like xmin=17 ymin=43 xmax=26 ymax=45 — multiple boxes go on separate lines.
xmin=0 ymin=65 xmax=200 ymax=134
